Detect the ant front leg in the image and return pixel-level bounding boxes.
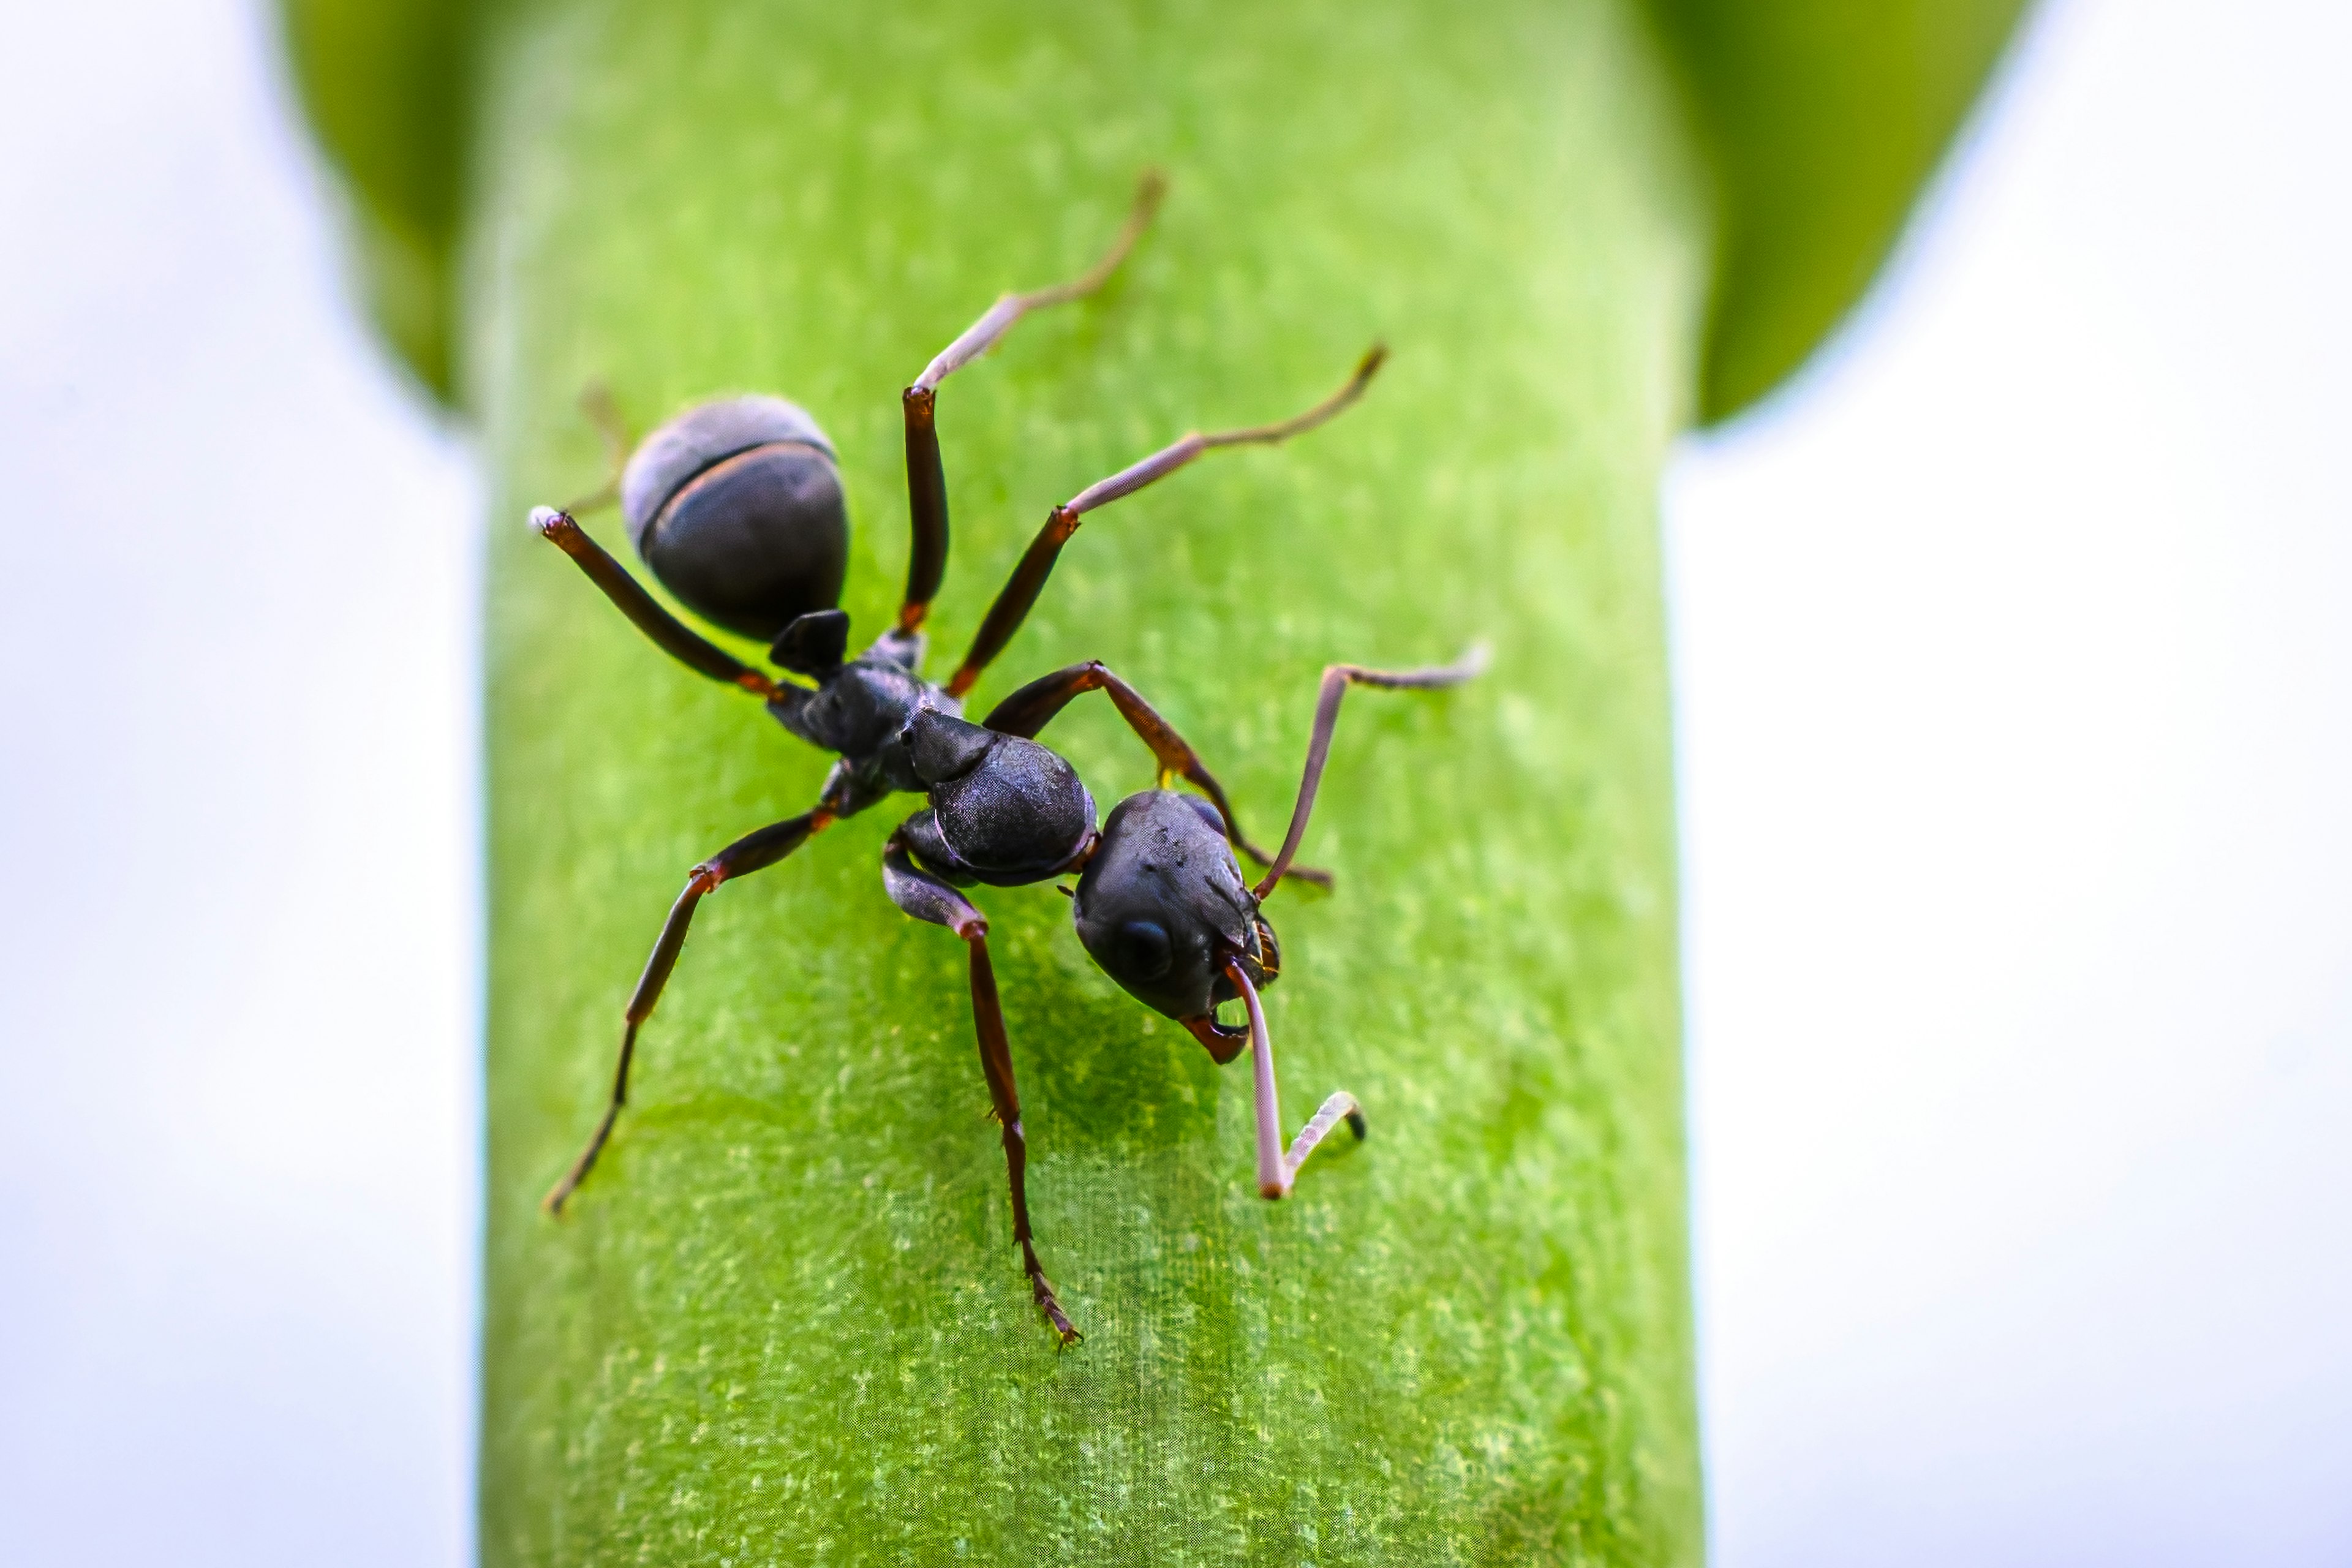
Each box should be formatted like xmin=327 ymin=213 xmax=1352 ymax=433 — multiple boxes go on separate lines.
xmin=984 ymin=660 xmax=1330 ymax=887
xmin=1254 ymin=646 xmax=1490 ymax=900
xmin=883 ymin=827 xmax=1081 ymax=1346
xmin=541 ymin=804 xmax=835 ymax=1215
xmin=530 ymin=507 xmax=785 ymax=699
xmin=1221 ymin=959 xmax=1365 ymax=1199
xmin=894 ymin=171 xmax=1166 ymax=636
xmin=943 ymin=345 xmax=1387 ymax=698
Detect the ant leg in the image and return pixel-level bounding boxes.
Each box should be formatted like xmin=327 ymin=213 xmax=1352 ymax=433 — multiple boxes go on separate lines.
xmin=883 ymin=828 xmax=1082 ymax=1345
xmin=982 ymin=660 xmax=1331 ymax=887
xmin=529 ymin=507 xmax=783 ymax=699
xmin=541 ymin=804 xmax=835 ymax=1214
xmin=558 ymin=380 xmax=632 ymax=514
xmin=943 ymin=346 xmax=1386 ymax=698
xmin=1254 ymin=646 xmax=1490 ymax=900
xmin=1221 ymin=959 xmax=1366 ymax=1200
xmin=894 ymin=171 xmax=1167 ymax=635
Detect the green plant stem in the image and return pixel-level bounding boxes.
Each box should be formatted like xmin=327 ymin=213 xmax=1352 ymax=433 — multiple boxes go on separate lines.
xmin=477 ymin=0 xmax=1709 ymax=1559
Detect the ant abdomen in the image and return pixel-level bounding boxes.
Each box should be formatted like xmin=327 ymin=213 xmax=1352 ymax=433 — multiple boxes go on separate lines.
xmin=620 ymin=395 xmax=850 ymax=641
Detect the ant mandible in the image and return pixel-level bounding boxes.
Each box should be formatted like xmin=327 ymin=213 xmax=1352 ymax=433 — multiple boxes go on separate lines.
xmin=529 ymin=174 xmax=1481 ymax=1342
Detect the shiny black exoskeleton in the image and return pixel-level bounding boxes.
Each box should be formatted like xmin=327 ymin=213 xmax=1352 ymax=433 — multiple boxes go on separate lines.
xmin=899 ymin=710 xmax=1097 ymax=888
xmin=622 ymin=394 xmax=849 ymax=640
xmin=526 ymin=175 xmax=1479 ymax=1344
xmin=1072 ymin=790 xmax=1276 ymax=1027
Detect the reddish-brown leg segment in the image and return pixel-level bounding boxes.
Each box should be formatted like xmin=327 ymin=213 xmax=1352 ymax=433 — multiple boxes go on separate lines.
xmin=882 ymin=831 xmax=1081 ymax=1344
xmin=541 ymin=805 xmax=834 ymax=1214
xmin=894 ymin=172 xmax=1166 ymax=634
xmin=530 ymin=507 xmax=783 ymax=699
xmin=943 ymin=345 xmax=1388 ymax=698
xmin=982 ymin=660 xmax=1330 ymax=886
xmin=1254 ymin=646 xmax=1490 ymax=900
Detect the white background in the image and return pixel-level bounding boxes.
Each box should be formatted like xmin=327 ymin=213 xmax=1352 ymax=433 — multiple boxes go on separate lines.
xmin=0 ymin=2 xmax=2342 ymax=1563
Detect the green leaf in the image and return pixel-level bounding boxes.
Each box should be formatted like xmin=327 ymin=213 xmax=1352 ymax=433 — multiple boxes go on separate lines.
xmin=278 ymin=0 xmax=2030 ymax=420
xmin=277 ymin=0 xmax=473 ymax=398
xmin=475 ymin=1 xmax=1707 ymax=1556
xmin=1646 ymin=0 xmax=2034 ymax=419
xmin=270 ymin=0 xmax=2026 ymax=1559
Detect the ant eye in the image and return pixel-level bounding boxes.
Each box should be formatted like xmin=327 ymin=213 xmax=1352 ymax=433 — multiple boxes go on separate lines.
xmin=1117 ymin=920 xmax=1173 ymax=981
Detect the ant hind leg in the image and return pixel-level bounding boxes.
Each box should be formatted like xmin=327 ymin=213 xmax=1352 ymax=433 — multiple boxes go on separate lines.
xmin=530 ymin=508 xmax=784 ymax=698
xmin=895 ymin=172 xmax=1167 ymax=637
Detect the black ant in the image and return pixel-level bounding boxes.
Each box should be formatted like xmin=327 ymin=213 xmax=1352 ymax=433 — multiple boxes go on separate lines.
xmin=530 ymin=175 xmax=1481 ymax=1342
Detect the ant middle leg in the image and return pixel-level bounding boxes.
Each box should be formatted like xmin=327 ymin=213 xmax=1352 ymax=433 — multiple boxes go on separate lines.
xmin=895 ymin=171 xmax=1167 ymax=636
xmin=943 ymin=345 xmax=1387 ymax=698
xmin=981 ymin=660 xmax=1330 ymax=887
xmin=541 ymin=803 xmax=835 ymax=1215
xmin=883 ymin=828 xmax=1081 ymax=1345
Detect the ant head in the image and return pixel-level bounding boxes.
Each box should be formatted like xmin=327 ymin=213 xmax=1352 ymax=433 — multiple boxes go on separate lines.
xmin=1071 ymin=790 xmax=1276 ymax=1023
xmin=622 ymin=395 xmax=850 ymax=641
xmin=900 ymin=709 xmax=1096 ymax=887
